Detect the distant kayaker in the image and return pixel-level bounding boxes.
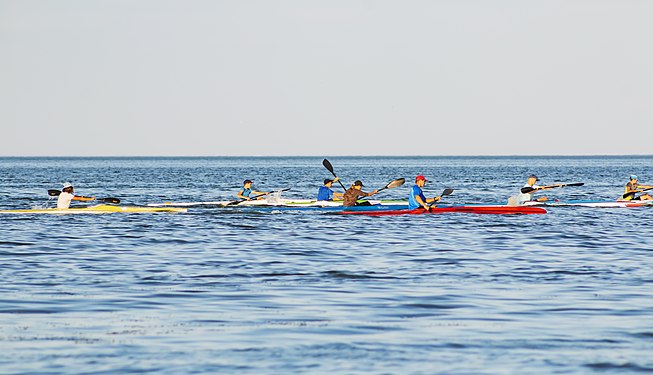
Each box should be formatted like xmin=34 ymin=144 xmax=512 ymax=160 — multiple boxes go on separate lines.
xmin=408 ymin=175 xmax=441 ymax=210
xmin=317 ymin=178 xmax=344 ymax=201
xmin=620 ymin=175 xmax=653 ymax=201
xmin=237 ymin=179 xmax=268 ymax=200
xmin=514 ymin=175 xmax=550 ymax=205
xmin=343 ymin=180 xmax=378 ymax=206
xmin=57 ymin=182 xmax=95 ymax=209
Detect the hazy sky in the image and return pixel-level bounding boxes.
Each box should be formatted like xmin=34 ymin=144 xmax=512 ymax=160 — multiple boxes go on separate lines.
xmin=2 ymin=0 xmax=652 ymax=156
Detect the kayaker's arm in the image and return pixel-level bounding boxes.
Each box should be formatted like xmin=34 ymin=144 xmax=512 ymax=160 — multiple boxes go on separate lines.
xmin=72 ymin=196 xmax=95 ymax=202
xmin=252 ymin=190 xmax=269 ymax=200
xmin=414 ymin=194 xmax=429 ymax=210
xmin=538 ymin=184 xmax=563 ymax=191
xmin=426 ymin=196 xmax=441 ymax=204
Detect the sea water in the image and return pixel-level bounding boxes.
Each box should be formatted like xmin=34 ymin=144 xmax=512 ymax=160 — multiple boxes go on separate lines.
xmin=1 ymin=156 xmax=652 ymax=374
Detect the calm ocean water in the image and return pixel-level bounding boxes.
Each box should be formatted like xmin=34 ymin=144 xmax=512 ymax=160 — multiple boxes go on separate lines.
xmin=1 ymin=156 xmax=652 ymax=374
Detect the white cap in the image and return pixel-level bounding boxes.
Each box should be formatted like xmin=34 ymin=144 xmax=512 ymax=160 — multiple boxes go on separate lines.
xmin=62 ymin=182 xmax=73 ymax=189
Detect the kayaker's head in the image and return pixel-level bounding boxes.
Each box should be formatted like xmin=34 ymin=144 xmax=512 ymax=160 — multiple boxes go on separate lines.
xmin=353 ymin=180 xmax=364 ymax=190
xmin=415 ymin=174 xmax=430 ymax=187
xmin=62 ymin=182 xmax=74 ymax=193
xmin=630 ymin=175 xmax=638 ymax=182
xmin=527 ymin=174 xmax=538 ymax=185
xmin=324 ymin=179 xmax=334 ymax=187
xmin=243 ymin=179 xmax=253 ymax=188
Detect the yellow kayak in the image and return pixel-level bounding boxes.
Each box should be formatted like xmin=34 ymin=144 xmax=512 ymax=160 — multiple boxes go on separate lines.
xmin=0 ymin=204 xmax=187 ymax=214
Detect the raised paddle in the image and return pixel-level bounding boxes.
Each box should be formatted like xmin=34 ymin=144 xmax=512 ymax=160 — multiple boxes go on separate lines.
xmin=225 ymin=188 xmax=291 ymax=206
xmin=375 ymin=178 xmax=406 ymax=193
xmin=47 ymin=189 xmax=121 ymax=204
xmin=520 ymin=182 xmax=584 ymax=194
xmin=622 ymin=186 xmax=653 ymax=200
xmin=428 ymin=188 xmax=455 ymax=207
xmin=322 ymin=159 xmax=347 ymax=191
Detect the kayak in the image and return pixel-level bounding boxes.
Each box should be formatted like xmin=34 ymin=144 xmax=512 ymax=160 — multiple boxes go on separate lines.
xmin=148 ymin=198 xmax=407 ymax=208
xmin=522 ymin=200 xmax=653 ymax=208
xmin=339 ymin=205 xmax=547 ymax=216
xmin=0 ymin=204 xmax=187 ymax=214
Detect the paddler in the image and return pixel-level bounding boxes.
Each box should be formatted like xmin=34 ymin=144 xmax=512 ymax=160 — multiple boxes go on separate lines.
xmin=237 ymin=179 xmax=268 ymax=200
xmin=57 ymin=182 xmax=95 ymax=209
xmin=620 ymin=175 xmax=653 ymax=201
xmin=317 ymin=178 xmax=344 ymax=201
xmin=342 ymin=180 xmax=378 ymax=206
xmin=408 ymin=175 xmax=441 ymax=210
xmin=514 ymin=175 xmax=551 ymax=205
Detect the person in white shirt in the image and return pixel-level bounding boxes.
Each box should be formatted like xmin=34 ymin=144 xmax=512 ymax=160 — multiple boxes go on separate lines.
xmin=57 ymin=182 xmax=94 ymax=209
xmin=514 ymin=175 xmax=553 ymax=205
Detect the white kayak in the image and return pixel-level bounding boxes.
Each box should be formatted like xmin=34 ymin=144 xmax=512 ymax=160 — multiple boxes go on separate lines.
xmin=522 ymin=200 xmax=653 ymax=208
xmin=148 ymin=198 xmax=408 ymax=207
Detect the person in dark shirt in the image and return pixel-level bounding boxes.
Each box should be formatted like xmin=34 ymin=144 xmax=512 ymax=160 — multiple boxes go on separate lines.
xmin=343 ymin=180 xmax=378 ymax=206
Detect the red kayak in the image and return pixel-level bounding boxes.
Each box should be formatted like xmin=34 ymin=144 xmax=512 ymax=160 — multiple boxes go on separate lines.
xmin=339 ymin=205 xmax=547 ymax=216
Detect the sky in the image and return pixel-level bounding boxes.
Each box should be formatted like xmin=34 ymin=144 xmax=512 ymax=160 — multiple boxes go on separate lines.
xmin=1 ymin=0 xmax=652 ymax=156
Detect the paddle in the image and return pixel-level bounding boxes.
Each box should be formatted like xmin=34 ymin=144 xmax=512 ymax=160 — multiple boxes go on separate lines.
xmin=47 ymin=189 xmax=121 ymax=204
xmin=225 ymin=188 xmax=291 ymax=206
xmin=322 ymin=159 xmax=347 ymax=191
xmin=355 ymin=178 xmax=405 ymax=204
xmin=622 ymin=186 xmax=653 ymax=200
xmin=428 ymin=188 xmax=454 ymax=207
xmin=376 ymin=178 xmax=406 ymax=193
xmin=520 ymin=182 xmax=584 ymax=194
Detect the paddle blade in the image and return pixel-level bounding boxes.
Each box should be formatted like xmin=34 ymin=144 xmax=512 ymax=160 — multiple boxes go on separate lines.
xmin=441 ymin=188 xmax=454 ymax=196
xmin=520 ymin=186 xmax=536 ymax=194
xmin=48 ymin=189 xmax=62 ymax=197
xmin=566 ymin=182 xmax=585 ymax=187
xmin=323 ymin=159 xmax=347 ymax=191
xmin=384 ymin=178 xmax=405 ymax=190
xmin=322 ymin=159 xmax=335 ymax=174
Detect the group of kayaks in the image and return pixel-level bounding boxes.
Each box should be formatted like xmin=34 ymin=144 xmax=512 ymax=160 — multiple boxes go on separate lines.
xmin=1 ymin=159 xmax=651 ymax=215
xmin=5 ymin=193 xmax=651 ymax=216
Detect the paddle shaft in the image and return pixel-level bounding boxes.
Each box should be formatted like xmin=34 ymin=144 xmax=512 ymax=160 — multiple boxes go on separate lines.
xmin=428 ymin=188 xmax=454 ymax=207
xmin=520 ymin=182 xmax=584 ymax=194
xmin=622 ymin=186 xmax=653 ymax=199
xmin=354 ymin=178 xmax=405 ymax=203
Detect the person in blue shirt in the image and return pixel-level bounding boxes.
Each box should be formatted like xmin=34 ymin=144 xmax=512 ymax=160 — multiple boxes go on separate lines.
xmin=408 ymin=175 xmax=441 ymax=210
xmin=237 ymin=179 xmax=268 ymax=200
xmin=317 ymin=178 xmax=344 ymax=201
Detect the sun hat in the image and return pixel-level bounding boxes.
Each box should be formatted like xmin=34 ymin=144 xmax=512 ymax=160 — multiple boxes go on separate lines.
xmin=630 ymin=175 xmax=638 ymax=180
xmin=243 ymin=179 xmax=253 ymax=184
xmin=415 ymin=174 xmax=430 ymax=182
xmin=324 ymin=179 xmax=333 ymax=185
xmin=353 ymin=180 xmax=364 ymax=187
xmin=62 ymin=182 xmax=73 ymax=189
